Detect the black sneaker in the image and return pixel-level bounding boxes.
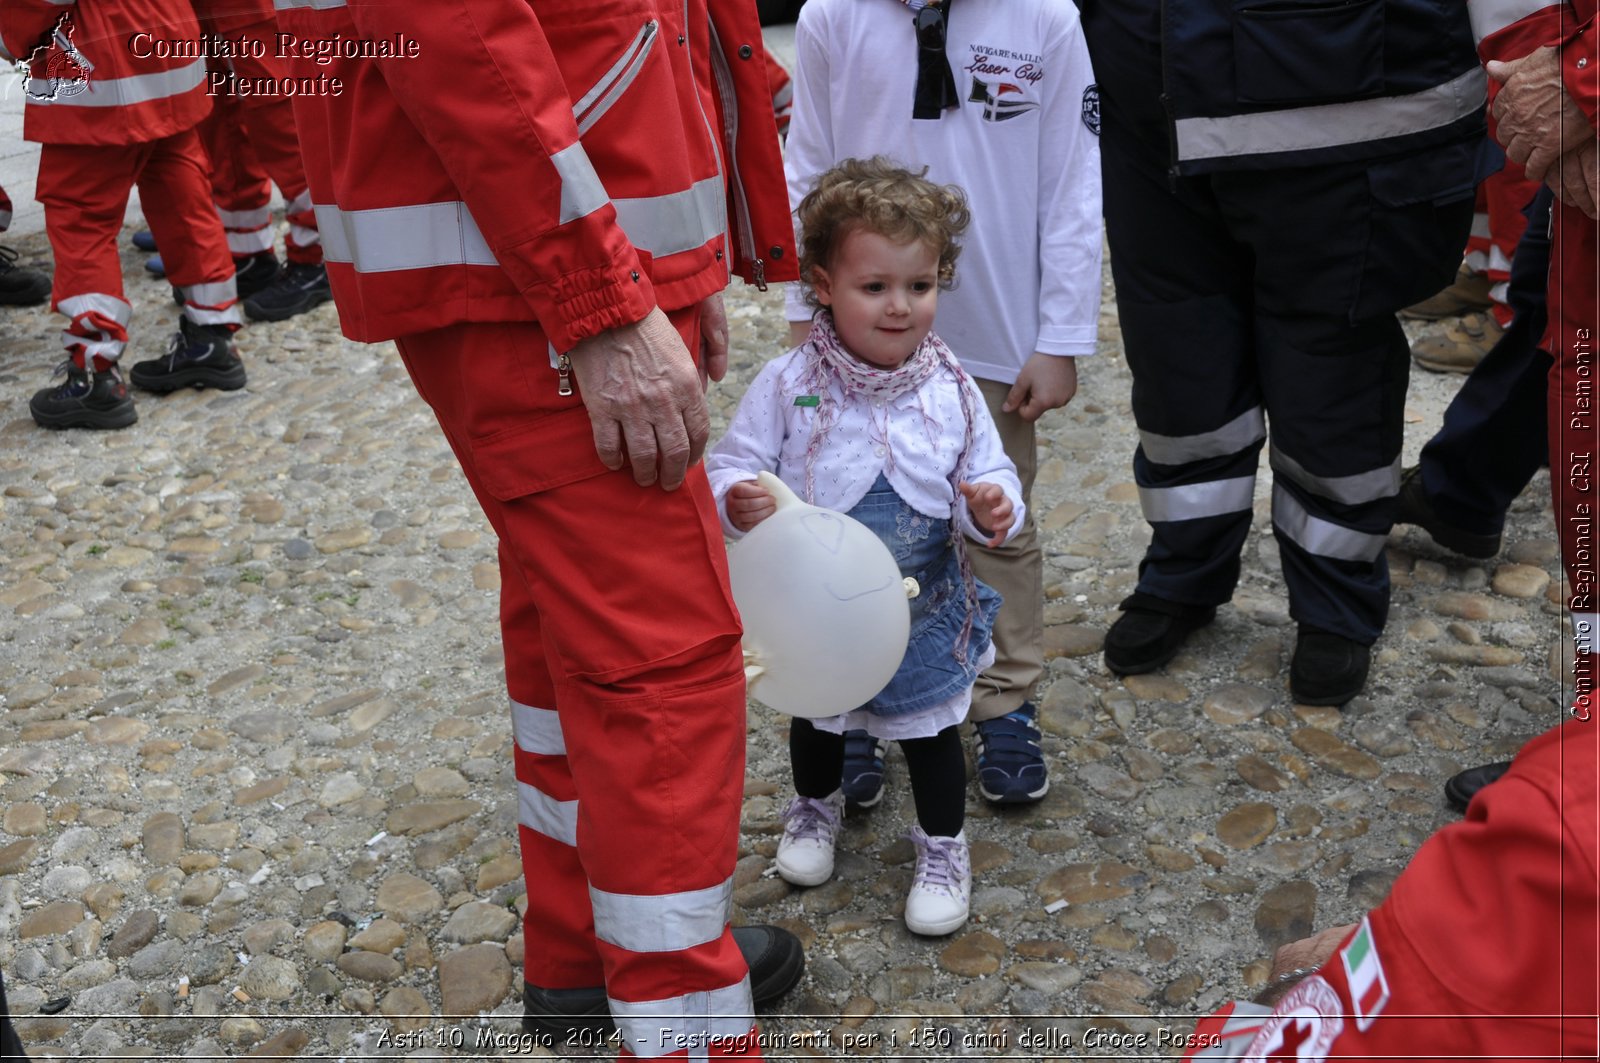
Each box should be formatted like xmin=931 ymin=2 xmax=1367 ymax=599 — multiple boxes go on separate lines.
xmin=1393 ymin=464 xmax=1501 ymax=559
xmin=1103 ymin=592 xmax=1216 ymax=676
xmin=129 ymin=318 xmax=246 ymax=393
xmin=0 ymin=247 xmax=51 ymax=307
xmin=30 ymin=360 xmax=137 ymax=430
xmin=244 ymin=262 xmax=330 ymax=322
xmin=170 ymin=254 xmax=280 ymax=307
xmin=1289 ymin=626 xmax=1371 ymax=706
xmin=521 ymin=924 xmax=805 ymax=1038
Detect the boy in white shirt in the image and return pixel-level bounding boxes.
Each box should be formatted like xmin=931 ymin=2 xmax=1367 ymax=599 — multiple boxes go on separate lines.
xmin=783 ymin=0 xmax=1102 ymax=805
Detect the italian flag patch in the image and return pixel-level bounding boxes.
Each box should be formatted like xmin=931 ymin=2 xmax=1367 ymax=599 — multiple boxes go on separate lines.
xmin=1340 ymin=916 xmax=1391 ymax=1031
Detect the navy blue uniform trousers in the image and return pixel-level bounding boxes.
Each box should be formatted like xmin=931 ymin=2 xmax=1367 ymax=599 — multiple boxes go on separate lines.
xmin=1418 ymin=188 xmax=1553 ymax=536
xmin=1081 ymin=2 xmax=1476 ymax=643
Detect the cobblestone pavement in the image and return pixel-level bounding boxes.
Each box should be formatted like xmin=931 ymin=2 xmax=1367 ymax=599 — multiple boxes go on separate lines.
xmin=0 ymin=227 xmax=1571 ymax=1060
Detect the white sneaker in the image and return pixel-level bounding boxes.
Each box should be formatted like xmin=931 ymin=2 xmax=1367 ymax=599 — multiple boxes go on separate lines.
xmin=775 ymin=792 xmax=843 ymax=887
xmin=904 ymin=826 xmax=971 ymax=936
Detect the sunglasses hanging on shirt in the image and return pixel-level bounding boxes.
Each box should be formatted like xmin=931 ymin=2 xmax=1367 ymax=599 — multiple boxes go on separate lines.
xmin=910 ymin=0 xmax=957 ymax=120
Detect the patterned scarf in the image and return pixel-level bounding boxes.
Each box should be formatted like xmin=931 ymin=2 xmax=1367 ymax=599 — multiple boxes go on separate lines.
xmin=800 ymin=311 xmax=983 ymax=662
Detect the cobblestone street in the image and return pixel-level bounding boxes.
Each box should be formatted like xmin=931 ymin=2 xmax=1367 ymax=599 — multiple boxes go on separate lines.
xmin=0 ymin=213 xmax=1574 ymax=1060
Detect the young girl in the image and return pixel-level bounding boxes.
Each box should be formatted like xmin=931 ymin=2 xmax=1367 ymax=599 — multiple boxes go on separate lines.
xmin=706 ymin=157 xmax=1024 ymax=936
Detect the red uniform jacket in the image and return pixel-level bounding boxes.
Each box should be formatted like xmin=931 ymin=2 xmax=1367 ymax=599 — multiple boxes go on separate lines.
xmin=1186 ymin=720 xmax=1599 ymax=1061
xmin=273 ymin=0 xmax=797 ymax=352
xmin=0 ymin=0 xmax=212 ymax=145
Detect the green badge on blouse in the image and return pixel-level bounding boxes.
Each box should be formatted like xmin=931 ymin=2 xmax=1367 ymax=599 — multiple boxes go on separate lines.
xmin=793 ymin=395 xmax=820 ymax=407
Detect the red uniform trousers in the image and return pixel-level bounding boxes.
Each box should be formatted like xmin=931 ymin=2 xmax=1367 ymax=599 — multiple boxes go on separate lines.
xmin=1464 ymin=163 xmax=1539 ymax=324
xmin=0 ymin=183 xmax=12 ymax=231
xmin=37 ymin=131 xmax=239 ymax=367
xmin=198 ymin=20 xmax=320 ymax=266
xmin=394 ymin=307 xmax=765 ymax=1061
xmin=1548 ymin=197 xmax=1600 ymax=719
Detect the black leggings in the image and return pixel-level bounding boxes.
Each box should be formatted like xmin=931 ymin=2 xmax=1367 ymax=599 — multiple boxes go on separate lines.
xmin=790 ymin=718 xmax=966 ymax=837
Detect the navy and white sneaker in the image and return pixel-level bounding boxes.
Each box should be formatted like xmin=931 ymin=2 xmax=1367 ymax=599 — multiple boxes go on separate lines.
xmin=973 ymin=701 xmax=1049 ymax=804
xmin=840 ymin=729 xmax=888 ymax=809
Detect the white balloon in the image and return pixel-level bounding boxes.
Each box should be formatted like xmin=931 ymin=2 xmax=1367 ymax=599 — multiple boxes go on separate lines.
xmin=731 ymin=472 xmax=911 ymax=718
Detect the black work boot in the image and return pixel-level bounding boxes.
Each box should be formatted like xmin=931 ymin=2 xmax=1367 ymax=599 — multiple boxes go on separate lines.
xmin=0 ymin=246 xmax=51 ymax=307
xmin=1103 ymin=592 xmax=1216 ymax=676
xmin=244 ymin=262 xmax=331 ymax=322
xmin=129 ymin=318 xmax=246 ymax=393
xmin=1289 ymin=626 xmax=1371 ymax=706
xmin=30 ymin=360 xmax=137 ymax=430
xmin=1392 ymin=465 xmax=1502 ymax=559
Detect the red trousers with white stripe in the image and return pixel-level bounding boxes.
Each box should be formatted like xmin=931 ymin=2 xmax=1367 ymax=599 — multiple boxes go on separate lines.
xmin=1464 ymin=164 xmax=1539 ymax=325
xmin=197 ymin=19 xmax=321 ymax=266
xmin=394 ymin=308 xmax=764 ymax=1061
xmin=37 ymin=131 xmax=237 ymax=366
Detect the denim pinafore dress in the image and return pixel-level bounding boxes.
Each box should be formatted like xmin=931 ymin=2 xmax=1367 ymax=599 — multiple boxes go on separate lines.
xmin=845 ymin=474 xmax=1002 ymax=717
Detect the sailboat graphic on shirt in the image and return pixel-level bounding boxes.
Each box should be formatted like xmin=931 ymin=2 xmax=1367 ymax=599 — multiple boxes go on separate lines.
xmin=968 ymin=76 xmax=1039 ymax=122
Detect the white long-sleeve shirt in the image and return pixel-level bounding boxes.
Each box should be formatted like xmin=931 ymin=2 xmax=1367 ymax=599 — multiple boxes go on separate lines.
xmin=782 ymin=0 xmax=1103 ymax=386
xmin=706 ymin=345 xmax=1025 ymax=544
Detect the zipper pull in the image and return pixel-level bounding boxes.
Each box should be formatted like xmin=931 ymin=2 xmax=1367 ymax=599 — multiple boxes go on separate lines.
xmin=556 ymin=353 xmax=573 ymax=397
xmin=752 ymin=258 xmax=767 ymax=293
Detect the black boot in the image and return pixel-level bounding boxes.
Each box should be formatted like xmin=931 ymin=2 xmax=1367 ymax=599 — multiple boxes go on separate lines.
xmin=129 ymin=318 xmax=246 ymax=393
xmin=0 ymin=247 xmax=51 ymax=307
xmin=1103 ymin=592 xmax=1216 ymax=675
xmin=1289 ymin=626 xmax=1371 ymax=706
xmin=171 ymin=253 xmax=280 ymax=306
xmin=244 ymin=262 xmax=331 ymax=321
xmin=30 ymin=360 xmax=136 ymax=430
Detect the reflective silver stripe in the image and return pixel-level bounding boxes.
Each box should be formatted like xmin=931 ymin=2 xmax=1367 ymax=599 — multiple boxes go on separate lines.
xmin=611 ymin=977 xmax=754 ymax=1062
xmin=273 ymin=0 xmax=347 ymax=9
xmin=614 ymin=175 xmax=724 ymax=258
xmin=1139 ymin=406 xmax=1265 ymax=466
xmin=226 ymin=229 xmax=276 ymax=255
xmin=316 ymin=201 xmax=497 ymax=273
xmin=1470 ymin=212 xmax=1492 ymax=239
xmin=58 ymin=293 xmax=131 ymax=326
xmin=184 ymin=278 xmax=239 ymax=307
xmin=552 ymin=143 xmax=609 ymax=225
xmin=574 ymin=22 xmax=658 ymax=136
xmin=1470 ymin=0 xmax=1559 ymax=42
xmin=286 ymin=189 xmax=313 ymax=215
xmin=34 ymin=58 xmax=203 ymax=108
xmin=1176 ymin=68 xmax=1487 ymax=162
xmin=510 ymin=699 xmax=566 ymax=756
xmin=590 ymin=877 xmax=733 ymax=953
xmin=1272 ymin=484 xmax=1387 ymax=562
xmin=1140 ymin=476 xmax=1255 ymax=523
xmin=288 ymin=223 xmax=320 ymax=248
xmin=517 ymin=780 xmax=578 ymax=846
xmin=1270 ymin=450 xmax=1400 ymax=506
xmin=183 ymin=304 xmax=244 ymax=328
xmin=218 ymin=206 xmax=271 ymax=229
xmin=62 ymin=332 xmax=126 ymax=361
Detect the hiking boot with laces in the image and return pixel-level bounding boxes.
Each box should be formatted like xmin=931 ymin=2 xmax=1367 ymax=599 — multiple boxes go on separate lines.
xmin=774 ymin=792 xmax=842 ymax=886
xmin=30 ymin=360 xmax=136 ymax=430
xmin=1411 ymin=311 xmax=1503 ymax=374
xmin=0 ymin=247 xmax=51 ymax=306
xmin=973 ymin=701 xmax=1050 ymax=804
xmin=1399 ymin=264 xmax=1493 ymax=321
xmin=840 ymin=730 xmax=888 ymax=809
xmin=244 ymin=262 xmax=330 ymax=322
xmin=129 ymin=318 xmax=246 ymax=393
xmin=904 ymin=826 xmax=970 ymax=936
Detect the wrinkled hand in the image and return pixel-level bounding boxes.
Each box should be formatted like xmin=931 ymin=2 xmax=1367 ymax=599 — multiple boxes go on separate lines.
xmin=699 ymin=293 xmax=729 ymax=392
xmin=727 ymin=480 xmax=776 ymax=532
xmin=1253 ymin=923 xmax=1358 ymax=1007
xmin=1548 ymin=139 xmax=1600 ymax=219
xmin=566 ymin=307 xmax=708 ymax=491
xmin=959 ymin=480 xmax=1014 ymax=547
xmin=1002 ymin=353 xmax=1078 ymax=422
xmin=1487 ymin=47 xmax=1597 ymax=183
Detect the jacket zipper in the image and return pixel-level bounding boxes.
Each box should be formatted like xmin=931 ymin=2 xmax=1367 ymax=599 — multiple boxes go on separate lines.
xmin=573 ymin=20 xmax=660 ymax=135
xmin=707 ymin=21 xmax=762 ymax=289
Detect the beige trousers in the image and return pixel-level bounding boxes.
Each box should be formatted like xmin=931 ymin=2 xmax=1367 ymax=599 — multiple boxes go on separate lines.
xmin=968 ymin=377 xmax=1046 ymax=722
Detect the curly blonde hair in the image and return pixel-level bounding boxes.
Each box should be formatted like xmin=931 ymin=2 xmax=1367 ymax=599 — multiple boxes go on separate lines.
xmin=795 ymin=156 xmax=970 ymax=310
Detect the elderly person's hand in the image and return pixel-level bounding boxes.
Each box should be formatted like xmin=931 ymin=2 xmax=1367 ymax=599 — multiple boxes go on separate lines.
xmin=1253 ymin=923 xmax=1358 ymax=1008
xmin=1487 ymin=46 xmax=1597 ymax=184
xmin=1548 ymin=139 xmax=1600 ymax=220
